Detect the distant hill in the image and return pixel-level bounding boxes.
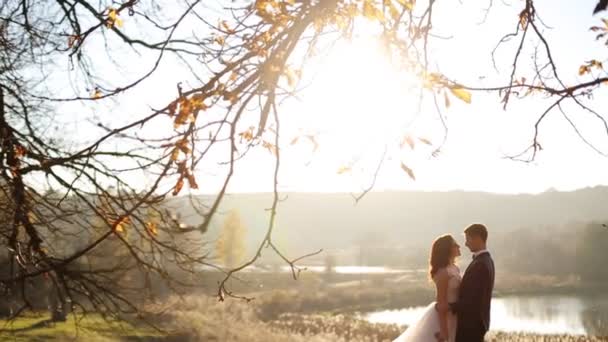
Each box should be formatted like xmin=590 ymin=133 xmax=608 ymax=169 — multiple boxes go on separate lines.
xmin=168 ymin=186 xmax=608 ymax=265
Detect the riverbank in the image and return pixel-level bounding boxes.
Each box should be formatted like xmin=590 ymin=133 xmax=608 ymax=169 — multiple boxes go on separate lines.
xmin=2 ymin=295 xmax=607 ymax=341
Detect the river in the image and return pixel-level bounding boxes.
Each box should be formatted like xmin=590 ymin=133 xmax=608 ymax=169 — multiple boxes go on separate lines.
xmin=366 ymin=294 xmax=608 ymax=336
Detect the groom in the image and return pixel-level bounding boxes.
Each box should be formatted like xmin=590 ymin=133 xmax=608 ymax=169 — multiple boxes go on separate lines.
xmin=450 ymin=223 xmax=495 ymax=342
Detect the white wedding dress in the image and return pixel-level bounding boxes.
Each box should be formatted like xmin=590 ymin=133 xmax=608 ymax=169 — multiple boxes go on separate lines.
xmin=394 ymin=265 xmax=461 ymax=342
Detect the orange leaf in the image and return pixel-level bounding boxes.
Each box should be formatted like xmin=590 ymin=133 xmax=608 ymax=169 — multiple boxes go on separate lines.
xmin=92 ymin=88 xmax=102 ymax=99
xmin=68 ymin=35 xmax=80 ymax=48
xmin=221 ymin=20 xmax=236 ymax=34
xmin=518 ymin=10 xmax=527 ymax=30
xmin=14 ymin=145 xmax=27 ymax=158
xmin=262 ymin=141 xmax=277 ymax=156
xmin=173 ymin=178 xmax=184 ymax=196
xmin=168 ymin=101 xmax=177 ymax=117
xmin=229 ymin=71 xmax=238 ymax=82
xmin=402 ymin=136 xmax=415 ymax=149
xmin=187 ymin=173 xmax=199 ymax=189
xmin=306 ymin=135 xmax=319 ymax=152
xmin=418 ymin=137 xmax=432 ymax=146
xmin=176 ymin=140 xmax=191 ymax=154
xmin=400 ymin=162 xmax=416 ymax=180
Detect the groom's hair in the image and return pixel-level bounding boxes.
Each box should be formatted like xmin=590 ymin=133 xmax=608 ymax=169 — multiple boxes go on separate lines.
xmin=464 ymin=223 xmax=488 ymax=242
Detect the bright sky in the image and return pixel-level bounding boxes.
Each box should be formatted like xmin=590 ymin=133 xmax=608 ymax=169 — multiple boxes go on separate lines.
xmin=39 ymin=0 xmax=608 ymax=195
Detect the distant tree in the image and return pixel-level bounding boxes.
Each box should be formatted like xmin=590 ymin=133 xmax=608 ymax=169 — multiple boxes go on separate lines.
xmin=324 ymin=253 xmax=336 ymax=283
xmin=577 ymin=223 xmax=608 ymax=282
xmin=216 ymin=210 xmax=247 ymax=269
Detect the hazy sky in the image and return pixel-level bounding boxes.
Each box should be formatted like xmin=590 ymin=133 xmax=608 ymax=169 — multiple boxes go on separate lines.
xmin=43 ymin=0 xmax=608 ymax=195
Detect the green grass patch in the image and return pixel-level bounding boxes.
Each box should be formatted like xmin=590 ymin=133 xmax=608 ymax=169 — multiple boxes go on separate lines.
xmin=0 ymin=313 xmax=163 ymax=342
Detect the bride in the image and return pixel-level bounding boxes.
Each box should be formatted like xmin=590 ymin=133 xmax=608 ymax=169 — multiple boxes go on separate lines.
xmin=394 ymin=235 xmax=462 ymax=342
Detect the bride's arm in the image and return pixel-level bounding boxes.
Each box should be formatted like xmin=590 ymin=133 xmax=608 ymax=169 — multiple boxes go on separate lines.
xmin=434 ymin=270 xmax=450 ymax=341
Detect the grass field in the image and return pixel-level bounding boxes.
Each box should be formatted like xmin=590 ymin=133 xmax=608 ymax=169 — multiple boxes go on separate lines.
xmin=0 ymin=313 xmax=162 ymax=342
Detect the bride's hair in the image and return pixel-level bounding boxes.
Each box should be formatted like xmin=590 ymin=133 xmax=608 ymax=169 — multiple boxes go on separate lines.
xmin=429 ymin=234 xmax=455 ymax=279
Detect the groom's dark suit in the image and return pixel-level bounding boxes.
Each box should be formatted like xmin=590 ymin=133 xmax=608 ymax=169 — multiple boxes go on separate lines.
xmin=451 ymin=251 xmax=495 ymax=342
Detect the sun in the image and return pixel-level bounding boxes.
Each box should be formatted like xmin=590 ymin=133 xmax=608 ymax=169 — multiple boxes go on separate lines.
xmin=280 ymin=33 xmax=424 ymax=189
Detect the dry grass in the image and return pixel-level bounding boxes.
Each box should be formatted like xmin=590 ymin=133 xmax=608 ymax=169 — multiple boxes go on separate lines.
xmin=487 ymin=331 xmax=608 ymax=341
xmin=2 ymin=293 xmax=607 ymax=341
xmin=150 ymin=294 xmax=608 ymax=342
xmin=269 ymin=313 xmax=401 ymax=341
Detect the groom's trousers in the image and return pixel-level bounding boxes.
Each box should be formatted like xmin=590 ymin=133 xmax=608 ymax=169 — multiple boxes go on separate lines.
xmin=455 ymin=321 xmax=486 ymax=342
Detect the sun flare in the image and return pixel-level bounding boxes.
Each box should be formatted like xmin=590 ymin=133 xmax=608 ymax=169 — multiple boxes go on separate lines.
xmin=281 ymin=34 xmax=426 ymax=188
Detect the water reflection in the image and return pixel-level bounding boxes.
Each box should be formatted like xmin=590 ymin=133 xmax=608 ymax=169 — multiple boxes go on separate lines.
xmin=491 ymin=296 xmax=587 ymax=335
xmin=366 ymin=295 xmax=608 ymax=336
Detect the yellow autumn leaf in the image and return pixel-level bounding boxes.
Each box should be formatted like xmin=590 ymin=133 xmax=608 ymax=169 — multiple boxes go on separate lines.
xmin=214 ymin=35 xmax=225 ymax=46
xmin=146 ymin=222 xmax=158 ymax=236
xmin=579 ymin=65 xmax=590 ymax=76
xmin=106 ymin=8 xmax=123 ymax=28
xmin=363 ymin=1 xmax=378 ymax=20
xmin=388 ymin=2 xmax=400 ymax=21
xmin=444 ymin=91 xmax=451 ymax=108
xmin=284 ymin=67 xmax=299 ymax=88
xmin=108 ymin=8 xmax=117 ymax=21
xmin=449 ymin=87 xmax=472 ymax=104
xmin=27 ymin=210 xmax=38 ymax=223
xmin=590 ymin=59 xmax=604 ymax=69
xmin=396 ymin=0 xmax=414 ymax=11
xmin=114 ymin=216 xmax=129 ymax=233
xmin=171 ymin=148 xmax=180 ymax=161
xmin=337 ymin=166 xmax=351 ymax=174
xmin=115 ymin=223 xmax=124 ymax=233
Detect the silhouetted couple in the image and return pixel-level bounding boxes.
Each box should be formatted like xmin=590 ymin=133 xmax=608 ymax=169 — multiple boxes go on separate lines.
xmin=393 ymin=223 xmax=495 ymax=342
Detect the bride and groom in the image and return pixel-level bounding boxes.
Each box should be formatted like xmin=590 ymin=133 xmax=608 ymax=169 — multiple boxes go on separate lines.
xmin=394 ymin=223 xmax=495 ymax=342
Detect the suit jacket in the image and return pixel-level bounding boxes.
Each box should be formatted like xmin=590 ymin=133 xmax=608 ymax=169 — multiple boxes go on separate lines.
xmin=452 ymin=252 xmax=495 ymax=334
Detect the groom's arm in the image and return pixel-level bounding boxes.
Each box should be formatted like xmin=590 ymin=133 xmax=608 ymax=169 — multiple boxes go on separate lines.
xmin=451 ymin=263 xmax=489 ymax=315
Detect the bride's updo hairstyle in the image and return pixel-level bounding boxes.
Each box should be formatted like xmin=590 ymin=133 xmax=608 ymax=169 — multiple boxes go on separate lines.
xmin=429 ymin=234 xmax=455 ymax=279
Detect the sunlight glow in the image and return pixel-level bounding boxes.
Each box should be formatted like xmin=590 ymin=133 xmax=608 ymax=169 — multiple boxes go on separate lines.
xmin=280 ymin=34 xmax=425 ymax=189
